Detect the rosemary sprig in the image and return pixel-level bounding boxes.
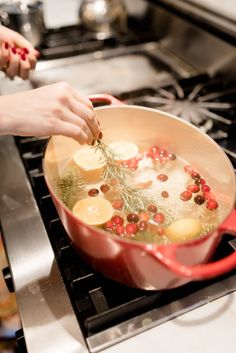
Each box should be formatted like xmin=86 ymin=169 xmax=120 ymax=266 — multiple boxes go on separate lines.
xmin=56 ymin=166 xmax=85 ymax=210
xmin=94 ymin=140 xmax=154 ymax=213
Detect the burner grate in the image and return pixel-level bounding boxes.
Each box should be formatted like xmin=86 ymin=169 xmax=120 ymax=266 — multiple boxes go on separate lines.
xmin=119 ymin=75 xmax=236 ymax=168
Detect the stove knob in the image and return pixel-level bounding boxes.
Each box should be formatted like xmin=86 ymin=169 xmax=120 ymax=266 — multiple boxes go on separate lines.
xmin=2 ymin=266 xmax=14 ymax=293
xmin=16 ymin=328 xmax=27 ymax=353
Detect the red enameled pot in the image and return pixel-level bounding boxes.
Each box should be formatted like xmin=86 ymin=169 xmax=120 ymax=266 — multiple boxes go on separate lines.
xmin=43 ymin=94 xmax=236 ymax=290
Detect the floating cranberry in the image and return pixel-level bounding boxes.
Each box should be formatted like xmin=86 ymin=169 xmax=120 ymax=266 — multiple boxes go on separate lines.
xmin=161 ymin=191 xmax=169 ymax=198
xmin=191 ymin=171 xmax=201 ymax=180
xmin=206 ymin=199 xmax=218 ymax=211
xmin=160 ymin=158 xmax=167 ymax=165
xmin=199 ymin=178 xmax=206 ymax=185
xmin=156 ymin=226 xmax=165 ymax=236
xmin=153 ymin=212 xmax=165 ymax=224
xmin=147 ymin=204 xmax=158 ymax=213
xmin=109 ymin=179 xmax=118 ymax=186
xmin=88 ymin=188 xmax=99 ymax=197
xmin=139 ymin=212 xmax=150 ymax=222
xmin=201 ymin=185 xmax=211 ymax=192
xmin=139 ymin=221 xmax=148 ymax=231
xmin=112 ymin=199 xmax=124 ymax=210
xmin=152 ymin=153 xmax=160 ymax=161
xmin=184 ymin=165 xmax=193 ymax=174
xmin=180 ymin=191 xmax=192 ymax=201
xmin=159 ymin=148 xmax=168 ymax=157
xmin=204 ymin=191 xmax=215 ymax=200
xmin=103 ymin=220 xmax=115 ymax=231
xmin=187 ymin=184 xmax=200 ymax=193
xmin=168 ymin=153 xmax=176 ymax=160
xmin=127 ymin=213 xmax=139 ymax=223
xmin=126 ymin=223 xmax=138 ymax=235
xmin=157 ymin=173 xmax=168 ymax=182
xmin=149 ymin=145 xmax=160 ymax=154
xmin=115 ymin=224 xmax=125 ymax=236
xmin=128 ymin=158 xmax=138 ymax=171
xmin=100 ymin=184 xmax=110 ymax=193
xmin=111 ymin=215 xmax=124 ymax=226
xmin=194 ymin=195 xmax=205 ymax=205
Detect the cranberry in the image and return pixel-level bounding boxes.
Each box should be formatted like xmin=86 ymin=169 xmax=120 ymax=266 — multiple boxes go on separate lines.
xmin=111 ymin=215 xmax=124 ymax=226
xmin=191 ymin=171 xmax=201 ymax=180
xmin=194 ymin=195 xmax=205 ymax=205
xmin=112 ymin=199 xmax=124 ymax=210
xmin=88 ymin=188 xmax=99 ymax=197
xmin=147 ymin=204 xmax=158 ymax=213
xmin=187 ymin=184 xmax=200 ymax=193
xmin=115 ymin=225 xmax=125 ymax=236
xmin=180 ymin=191 xmax=192 ymax=201
xmin=201 ymin=185 xmax=211 ymax=192
xmin=156 ymin=226 xmax=165 ymax=236
xmin=100 ymin=184 xmax=110 ymax=193
xmin=139 ymin=212 xmax=150 ymax=222
xmin=103 ymin=221 xmax=115 ymax=231
xmin=184 ymin=165 xmax=193 ymax=174
xmin=128 ymin=158 xmax=138 ymax=171
xmin=168 ymin=153 xmax=176 ymax=160
xmin=160 ymin=158 xmax=167 ymax=165
xmin=126 ymin=223 xmax=138 ymax=235
xmin=153 ymin=212 xmax=165 ymax=224
xmin=204 ymin=192 xmax=215 ymax=200
xmin=149 ymin=145 xmax=160 ymax=154
xmin=159 ymin=148 xmax=168 ymax=157
xmin=157 ymin=173 xmax=168 ymax=182
xmin=161 ymin=191 xmax=169 ymax=198
xmin=206 ymin=199 xmax=218 ymax=211
xmin=109 ymin=179 xmax=118 ymax=186
xmin=199 ymin=178 xmax=206 ymax=185
xmin=127 ymin=213 xmax=139 ymax=223
xmin=139 ymin=221 xmax=148 ymax=231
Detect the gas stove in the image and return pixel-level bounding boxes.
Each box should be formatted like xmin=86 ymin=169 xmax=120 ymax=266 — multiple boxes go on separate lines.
xmin=0 ymin=1 xmax=236 ymax=353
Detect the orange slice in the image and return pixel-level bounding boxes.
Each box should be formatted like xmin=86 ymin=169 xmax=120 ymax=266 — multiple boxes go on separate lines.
xmin=108 ymin=141 xmax=139 ymax=161
xmin=72 ymin=197 xmax=114 ymax=226
xmin=73 ymin=147 xmax=106 ymax=183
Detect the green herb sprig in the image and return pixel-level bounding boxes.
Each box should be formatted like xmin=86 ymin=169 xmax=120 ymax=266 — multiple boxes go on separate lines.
xmin=94 ymin=140 xmax=153 ymax=213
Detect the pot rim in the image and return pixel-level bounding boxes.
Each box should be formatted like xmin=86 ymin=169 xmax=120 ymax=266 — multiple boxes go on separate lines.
xmin=43 ymin=104 xmax=236 ymax=250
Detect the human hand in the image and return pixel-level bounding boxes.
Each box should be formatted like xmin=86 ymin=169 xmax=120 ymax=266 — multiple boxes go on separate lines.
xmin=0 ymin=82 xmax=101 ymax=145
xmin=0 ymin=26 xmax=39 ymax=80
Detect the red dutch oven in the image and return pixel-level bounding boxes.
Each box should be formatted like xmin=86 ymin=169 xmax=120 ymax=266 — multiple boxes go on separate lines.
xmin=43 ymin=94 xmax=236 ymax=290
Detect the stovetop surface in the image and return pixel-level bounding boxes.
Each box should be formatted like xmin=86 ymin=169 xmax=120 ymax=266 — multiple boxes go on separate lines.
xmin=13 ymin=72 xmax=236 ymax=352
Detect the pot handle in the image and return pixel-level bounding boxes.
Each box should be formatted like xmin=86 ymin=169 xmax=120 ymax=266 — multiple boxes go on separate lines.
xmin=89 ymin=94 xmax=124 ymax=106
xmin=150 ymin=209 xmax=236 ymax=280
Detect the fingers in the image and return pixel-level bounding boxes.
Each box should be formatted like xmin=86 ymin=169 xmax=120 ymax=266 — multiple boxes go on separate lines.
xmin=0 ymin=42 xmax=10 ymax=69
xmin=19 ymin=53 xmax=31 ymax=80
xmin=68 ymin=88 xmax=100 ymax=140
xmin=2 ymin=43 xmax=36 ymax=79
xmin=6 ymin=47 xmax=20 ymax=79
xmin=68 ymin=97 xmax=100 ymax=141
xmin=54 ymin=120 xmax=89 ymax=145
xmin=60 ymin=109 xmax=94 ymax=145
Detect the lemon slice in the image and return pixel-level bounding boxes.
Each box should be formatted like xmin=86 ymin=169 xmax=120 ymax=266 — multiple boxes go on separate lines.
xmin=165 ymin=218 xmax=202 ymax=242
xmin=108 ymin=141 xmax=139 ymax=161
xmin=73 ymin=147 xmax=106 ymax=183
xmin=73 ymin=197 xmax=113 ymax=226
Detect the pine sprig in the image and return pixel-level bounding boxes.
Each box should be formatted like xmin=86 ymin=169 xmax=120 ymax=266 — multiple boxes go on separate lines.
xmin=94 ymin=140 xmax=154 ymax=213
xmin=57 ymin=166 xmax=85 ymax=210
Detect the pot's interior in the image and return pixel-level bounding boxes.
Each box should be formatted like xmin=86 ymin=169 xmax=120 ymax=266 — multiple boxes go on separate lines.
xmin=44 ymin=105 xmax=235 ymax=242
